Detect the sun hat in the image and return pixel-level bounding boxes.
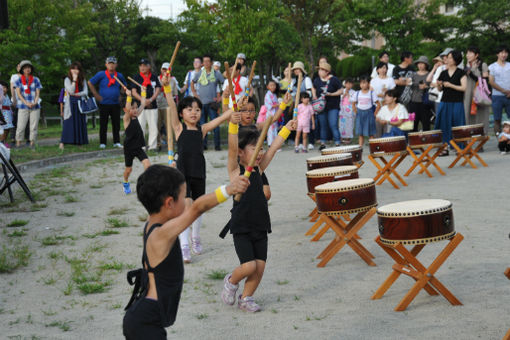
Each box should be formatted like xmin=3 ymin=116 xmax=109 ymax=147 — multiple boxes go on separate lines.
xmin=161 ymin=62 xmax=170 ymax=69
xmin=503 ymin=121 xmax=510 ymax=127
xmin=292 ymin=61 xmax=307 ymax=74
xmin=414 ymin=56 xmax=429 ymax=67
xmin=317 ymin=62 xmax=331 ymax=72
xmin=236 ymin=53 xmax=246 ymax=60
xmin=18 ymin=60 xmax=33 ymax=73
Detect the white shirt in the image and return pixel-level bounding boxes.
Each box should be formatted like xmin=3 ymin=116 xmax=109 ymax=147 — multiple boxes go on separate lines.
xmin=430 ymin=65 xmax=446 ymax=102
xmin=222 ymin=76 xmax=248 ymax=108
xmin=370 ymin=76 xmax=396 ymax=103
xmin=352 ymin=90 xmax=378 ymax=110
xmin=371 ymin=63 xmax=395 ymax=79
xmin=377 ymin=104 xmax=409 ymax=133
xmin=488 ymin=62 xmax=510 ymax=96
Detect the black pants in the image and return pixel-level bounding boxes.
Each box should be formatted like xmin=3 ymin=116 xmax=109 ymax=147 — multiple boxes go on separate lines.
xmin=185 ymin=177 xmax=206 ymax=200
xmin=99 ymin=104 xmax=121 ymax=144
xmin=498 ymin=141 xmax=510 ymax=152
xmin=123 ymin=298 xmax=166 ymax=340
xmin=409 ymin=101 xmax=431 ymax=132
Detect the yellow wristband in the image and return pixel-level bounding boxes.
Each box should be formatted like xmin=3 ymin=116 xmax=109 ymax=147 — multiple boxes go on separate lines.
xmin=223 ymin=98 xmax=230 ymax=105
xmin=141 ymin=91 xmax=147 ymax=98
xmin=214 ymin=185 xmax=229 ymax=203
xmin=228 ymin=122 xmax=239 ymax=134
xmin=163 ymin=85 xmax=172 ymax=94
xmin=278 ymin=126 xmax=291 ymax=140
xmin=279 ymin=102 xmax=287 ymax=110
xmin=126 ymin=96 xmax=132 ymax=103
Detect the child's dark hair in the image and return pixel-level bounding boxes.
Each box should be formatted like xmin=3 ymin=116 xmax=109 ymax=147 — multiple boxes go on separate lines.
xmin=300 ymin=91 xmax=310 ymax=101
xmin=178 ymin=96 xmax=203 ymax=116
xmin=136 ymin=165 xmax=186 ymax=214
xmin=267 ymin=79 xmax=279 ymax=93
xmin=385 ymin=89 xmax=399 ymax=101
xmin=238 ymin=125 xmax=260 ymax=149
xmin=0 ymin=80 xmax=8 ymax=88
xmin=359 ymin=75 xmax=370 ymax=83
xmin=344 ymin=78 xmax=354 ymax=84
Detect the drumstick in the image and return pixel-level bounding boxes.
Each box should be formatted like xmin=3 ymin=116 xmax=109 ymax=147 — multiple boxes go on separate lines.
xmin=231 ymin=59 xmax=239 ymax=81
xmin=165 ymin=41 xmax=181 ymax=165
xmin=113 ymin=75 xmax=127 ymax=90
xmin=244 ymin=61 xmax=257 ymax=97
xmin=224 ymin=62 xmax=239 ymax=112
xmin=286 ymin=62 xmax=292 ymax=93
xmin=234 ymin=116 xmax=273 ymax=202
xmin=127 ymin=76 xmax=143 ymax=88
xmin=293 ymin=73 xmax=303 ymax=120
xmin=166 ymin=41 xmax=181 ymax=76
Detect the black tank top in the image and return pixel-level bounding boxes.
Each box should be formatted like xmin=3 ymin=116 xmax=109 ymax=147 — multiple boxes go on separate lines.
xmin=124 ymin=118 xmax=145 ymax=150
xmin=177 ymin=123 xmax=206 ymax=178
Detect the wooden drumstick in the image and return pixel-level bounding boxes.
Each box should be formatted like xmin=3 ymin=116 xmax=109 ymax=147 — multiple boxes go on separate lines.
xmin=293 ymin=73 xmax=303 ymax=120
xmin=224 ymin=62 xmax=239 ymax=112
xmin=165 ymin=41 xmax=181 ymax=165
xmin=286 ymin=62 xmax=292 ymax=93
xmin=127 ymin=76 xmax=143 ymax=89
xmin=166 ymin=41 xmax=181 ymax=76
xmin=113 ymin=75 xmax=127 ymax=90
xmin=244 ymin=61 xmax=257 ymax=97
xmin=234 ymin=116 xmax=273 ymax=202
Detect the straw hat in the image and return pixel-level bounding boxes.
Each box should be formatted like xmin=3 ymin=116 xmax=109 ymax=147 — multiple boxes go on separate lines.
xmin=317 ymin=62 xmax=331 ymax=72
xmin=292 ymin=61 xmax=307 ymax=74
xmin=414 ymin=56 xmax=429 ymax=67
xmin=18 ymin=60 xmax=33 ymax=73
xmin=503 ymin=121 xmax=510 ymax=127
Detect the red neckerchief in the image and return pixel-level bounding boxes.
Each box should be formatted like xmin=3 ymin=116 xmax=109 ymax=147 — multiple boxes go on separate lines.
xmin=140 ymin=72 xmax=152 ymax=88
xmin=105 ymin=70 xmax=117 ymax=87
xmin=75 ymin=80 xmax=79 ymax=93
xmin=21 ymin=75 xmax=34 ymax=94
xmin=233 ymin=75 xmax=242 ymax=95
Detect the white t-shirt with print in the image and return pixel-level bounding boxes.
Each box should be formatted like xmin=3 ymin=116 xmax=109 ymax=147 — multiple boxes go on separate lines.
xmin=222 ymin=76 xmax=248 ymax=108
xmin=488 ymin=62 xmax=510 ymax=96
xmin=370 ymin=76 xmax=396 ymax=103
xmin=377 ymin=103 xmax=409 ymax=133
xmin=352 ymin=90 xmax=378 ymax=110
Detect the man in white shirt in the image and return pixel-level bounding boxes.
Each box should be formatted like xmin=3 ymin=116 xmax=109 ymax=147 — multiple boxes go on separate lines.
xmin=371 ymin=51 xmax=395 ymax=79
xmin=488 ymin=46 xmax=510 ymax=135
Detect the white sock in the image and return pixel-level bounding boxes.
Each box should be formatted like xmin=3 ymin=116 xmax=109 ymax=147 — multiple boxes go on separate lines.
xmin=191 ymin=216 xmax=202 ymax=239
xmin=179 ymin=227 xmax=190 ymax=248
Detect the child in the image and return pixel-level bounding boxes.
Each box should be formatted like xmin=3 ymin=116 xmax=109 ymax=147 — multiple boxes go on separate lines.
xmin=498 ymin=121 xmax=510 ymax=154
xmin=376 ymin=89 xmax=409 ymax=137
xmin=0 ymin=81 xmax=14 ymax=147
xmin=295 ymin=92 xmax=315 ymax=153
xmin=264 ymin=80 xmax=280 ymax=146
xmin=162 ymin=76 xmax=234 ymax=263
xmin=122 ymin=88 xmax=151 ymax=194
xmin=219 ymin=111 xmax=296 ymax=312
xmin=123 ymin=165 xmax=249 ymax=339
xmin=353 ymin=75 xmax=380 ymax=146
xmin=339 ymin=78 xmax=355 ymax=144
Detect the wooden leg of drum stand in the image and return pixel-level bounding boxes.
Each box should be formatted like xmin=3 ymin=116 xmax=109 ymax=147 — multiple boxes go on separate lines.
xmin=377 ymin=153 xmax=408 ymax=189
xmin=449 ymin=139 xmax=477 ymax=169
xmin=460 ymin=136 xmax=489 ymax=168
xmin=504 ymin=268 xmax=510 ymax=280
xmin=316 ymin=208 xmax=376 ymax=268
xmin=405 ymin=146 xmax=432 ymax=177
xmin=503 ymin=328 xmax=510 ymax=340
xmin=419 ymin=143 xmax=447 ymax=176
xmin=369 ymin=154 xmax=400 ymax=189
xmin=306 ymin=214 xmax=328 ymax=238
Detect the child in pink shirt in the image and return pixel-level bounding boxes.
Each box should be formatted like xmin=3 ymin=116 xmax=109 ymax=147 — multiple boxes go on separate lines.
xmin=295 ymin=92 xmax=315 ymax=153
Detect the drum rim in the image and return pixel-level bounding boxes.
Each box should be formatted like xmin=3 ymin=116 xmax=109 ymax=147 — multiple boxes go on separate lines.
xmin=409 ymin=142 xmax=445 ymax=148
xmin=369 ymin=136 xmax=406 ymax=143
xmin=370 ymin=150 xmax=408 ymax=156
xmin=451 ymin=123 xmax=484 ymax=130
xmin=408 ymin=130 xmax=442 ymax=136
xmin=315 ymin=178 xmax=375 ymax=192
xmin=377 ymin=199 xmax=452 ymax=217
xmin=320 ymin=203 xmax=378 ymax=216
xmin=322 ymin=145 xmax=363 ymax=153
xmin=306 ymin=165 xmax=359 ymax=177
xmin=306 ymin=153 xmax=352 ymax=163
xmin=380 ymin=231 xmax=456 ymax=245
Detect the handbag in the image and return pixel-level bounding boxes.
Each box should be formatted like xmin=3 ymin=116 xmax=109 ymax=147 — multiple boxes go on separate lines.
xmin=473 ymin=77 xmax=492 ymax=106
xmin=78 ymin=96 xmax=98 ymax=114
xmin=399 ymin=86 xmax=412 ymax=106
xmin=312 ymin=79 xmax=329 ymax=113
xmin=391 ymin=105 xmax=415 ymax=131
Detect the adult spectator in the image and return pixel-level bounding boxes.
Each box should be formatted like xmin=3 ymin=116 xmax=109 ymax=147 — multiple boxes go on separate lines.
xmin=291 ymin=61 xmax=313 ymax=97
xmin=434 ymin=50 xmax=467 ymax=155
xmin=312 ymin=62 xmax=342 ymax=150
xmin=130 ymin=59 xmax=161 ymax=151
xmin=392 ymin=51 xmax=415 ymax=106
xmin=371 ymin=51 xmax=395 ymax=79
xmin=181 ymin=57 xmax=202 ymax=97
xmin=213 ymin=61 xmax=221 ymax=72
xmin=156 ymin=62 xmax=179 ymax=150
xmin=312 ymin=56 xmax=329 ymax=81
xmin=59 ymin=62 xmax=89 ymax=151
xmin=88 ymin=56 xmax=126 ymax=149
xmin=410 ymin=56 xmax=432 ymax=131
xmin=10 ymin=63 xmax=28 ymax=143
xmin=191 ymin=54 xmax=224 ymax=150
xmin=236 ymin=53 xmax=250 ymax=77
xmin=464 ymin=46 xmax=490 ymax=134
xmin=488 ymin=46 xmax=510 ymax=135
xmin=222 ymin=63 xmax=251 ymax=108
xmin=427 ymin=49 xmax=452 ymax=114
xmin=370 ymin=62 xmax=396 ymax=136
xmin=14 ymin=60 xmax=42 ymax=148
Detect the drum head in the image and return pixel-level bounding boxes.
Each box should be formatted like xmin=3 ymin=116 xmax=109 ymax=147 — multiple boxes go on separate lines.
xmin=307 ymin=153 xmax=351 ymax=163
xmin=452 ymin=123 xmax=483 ymax=130
xmin=369 ymin=136 xmax=406 ymax=143
xmin=322 ymin=145 xmax=362 ymax=154
xmin=315 ymin=178 xmax=374 ymax=192
xmin=408 ymin=129 xmax=442 ymax=137
xmin=306 ymin=165 xmax=358 ymax=177
xmin=377 ymin=199 xmax=451 ymax=217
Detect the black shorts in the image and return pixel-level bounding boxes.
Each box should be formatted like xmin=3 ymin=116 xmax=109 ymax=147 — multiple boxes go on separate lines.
xmin=185 ymin=177 xmax=206 ymax=200
xmin=124 ymin=148 xmax=148 ymax=167
xmin=233 ymin=230 xmax=268 ymax=264
xmin=123 ymin=298 xmax=166 ymax=340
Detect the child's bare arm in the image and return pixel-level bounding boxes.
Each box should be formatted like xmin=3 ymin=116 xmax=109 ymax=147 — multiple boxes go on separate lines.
xmin=259 ymin=119 xmax=297 ymax=171
xmin=227 ymin=113 xmax=241 ymax=180
xmin=161 ymin=76 xmax=183 ymax=138
xmin=202 ymin=109 xmax=233 ymax=137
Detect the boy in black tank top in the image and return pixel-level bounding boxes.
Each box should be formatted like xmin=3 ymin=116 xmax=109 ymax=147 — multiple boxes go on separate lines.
xmin=122 ymin=88 xmax=151 ymax=195
xmin=123 ymin=165 xmax=249 ymax=339
xmin=160 ymin=76 xmax=236 ymax=263
xmin=219 ymin=107 xmax=296 ymax=312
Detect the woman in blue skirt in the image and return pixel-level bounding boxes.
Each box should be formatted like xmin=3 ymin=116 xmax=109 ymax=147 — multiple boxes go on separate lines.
xmin=434 ymin=50 xmax=467 ymax=156
xmin=59 ymin=62 xmax=89 ymax=151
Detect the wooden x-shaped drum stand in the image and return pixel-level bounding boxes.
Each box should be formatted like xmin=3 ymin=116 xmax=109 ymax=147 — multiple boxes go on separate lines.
xmin=368 ymin=152 xmax=408 ymax=189
xmin=405 ymin=143 xmax=447 ymax=177
xmin=371 ymin=233 xmax=463 ymax=311
xmin=448 ymin=136 xmax=489 ymax=169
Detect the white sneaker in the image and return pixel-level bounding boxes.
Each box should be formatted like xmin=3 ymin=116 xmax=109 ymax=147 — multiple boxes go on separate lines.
xmin=308 ymin=143 xmax=314 ymax=150
xmin=113 ymin=143 xmax=122 ymax=148
xmin=298 ymin=144 xmax=304 ymax=151
xmin=99 ymin=144 xmax=106 ymax=149
xmin=501 ymin=151 xmax=507 ymax=155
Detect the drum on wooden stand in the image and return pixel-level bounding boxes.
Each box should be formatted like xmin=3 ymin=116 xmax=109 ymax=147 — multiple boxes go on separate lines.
xmin=306 ymin=166 xmax=359 ymax=194
xmin=452 ymin=123 xmax=484 ymax=140
xmin=314 ymin=178 xmax=377 ymax=215
xmin=306 ymin=153 xmax=353 ymax=171
xmin=408 ymin=130 xmax=443 ymax=147
xmin=369 ymin=136 xmax=407 ymax=155
xmin=321 ymin=145 xmax=363 ymax=165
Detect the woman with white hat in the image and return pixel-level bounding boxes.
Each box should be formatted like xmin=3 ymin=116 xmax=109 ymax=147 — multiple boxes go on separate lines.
xmin=410 ymin=56 xmax=432 ymax=131
xmin=290 ymin=61 xmax=313 ymax=98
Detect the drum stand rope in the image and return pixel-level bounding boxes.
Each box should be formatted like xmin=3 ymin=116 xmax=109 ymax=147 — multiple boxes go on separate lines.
xmin=316 ymin=207 xmax=377 ymax=268
xmin=448 ymin=135 xmax=489 ymax=169
xmin=404 ymin=143 xmax=447 ymax=178
xmin=368 ymin=151 xmax=408 ymax=189
xmin=371 ymin=233 xmax=463 ymax=311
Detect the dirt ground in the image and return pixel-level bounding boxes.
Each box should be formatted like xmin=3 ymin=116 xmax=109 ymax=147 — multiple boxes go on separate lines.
xmin=0 ymin=138 xmax=509 ymax=339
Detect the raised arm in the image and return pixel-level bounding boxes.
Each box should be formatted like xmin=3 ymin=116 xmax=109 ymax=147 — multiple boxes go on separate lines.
xmin=227 ymin=112 xmax=241 ymax=180
xmin=258 ymin=119 xmax=296 ymax=172
xmin=202 ymin=108 xmax=232 ymax=137
xmin=160 ymin=76 xmax=183 ymax=139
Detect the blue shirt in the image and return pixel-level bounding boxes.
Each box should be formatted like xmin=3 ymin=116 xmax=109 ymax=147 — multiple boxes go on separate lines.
xmin=89 ymin=71 xmax=126 ymax=105
xmin=14 ymin=76 xmax=42 ymax=109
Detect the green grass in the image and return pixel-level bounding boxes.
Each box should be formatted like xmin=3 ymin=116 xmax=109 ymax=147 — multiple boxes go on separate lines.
xmin=77 ymin=282 xmax=108 ymax=294
xmin=40 ymin=235 xmax=76 ymax=246
xmin=7 ymin=230 xmax=27 ymax=238
xmin=195 ymin=313 xmax=208 ymax=320
xmin=107 ymin=207 xmax=128 ymax=216
xmin=6 ymin=219 xmax=29 ymax=228
xmin=89 ymin=183 xmax=104 ymax=189
xmin=57 ymin=211 xmax=75 ymax=217
xmin=98 ymin=261 xmax=125 ymax=271
xmin=105 ymin=217 xmax=129 ymax=228
xmin=63 ymin=194 xmax=79 ymax=203
xmin=0 ymin=243 xmax=32 ymax=273
xmin=99 ymin=229 xmax=120 ymax=236
xmin=206 ymin=269 xmax=229 ymax=280
xmin=45 ymin=320 xmax=71 ymax=332
xmin=276 ymin=279 xmax=289 ymax=285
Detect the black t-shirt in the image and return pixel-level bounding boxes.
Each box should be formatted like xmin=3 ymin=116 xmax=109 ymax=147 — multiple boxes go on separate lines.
xmin=313 ymin=76 xmax=342 ymax=110
xmin=176 ymin=123 xmax=205 ymax=179
xmin=392 ymin=64 xmax=415 ymax=96
xmin=438 ymin=68 xmax=466 ymax=103
xmin=129 ymin=73 xmax=161 ymax=110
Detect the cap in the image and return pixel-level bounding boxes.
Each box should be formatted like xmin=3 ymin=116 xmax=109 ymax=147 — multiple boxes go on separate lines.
xmin=105 ymin=56 xmax=117 ymax=63
xmin=439 ymin=48 xmax=453 ymax=57
xmin=236 ymin=53 xmax=246 ymax=60
xmin=213 ymin=61 xmax=221 ymax=67
xmin=139 ymin=58 xmax=150 ymax=65
xmin=161 ymin=62 xmax=170 ymax=69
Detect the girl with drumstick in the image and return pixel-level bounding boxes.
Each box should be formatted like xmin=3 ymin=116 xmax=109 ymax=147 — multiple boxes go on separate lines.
xmin=219 ymin=108 xmax=296 ymax=312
